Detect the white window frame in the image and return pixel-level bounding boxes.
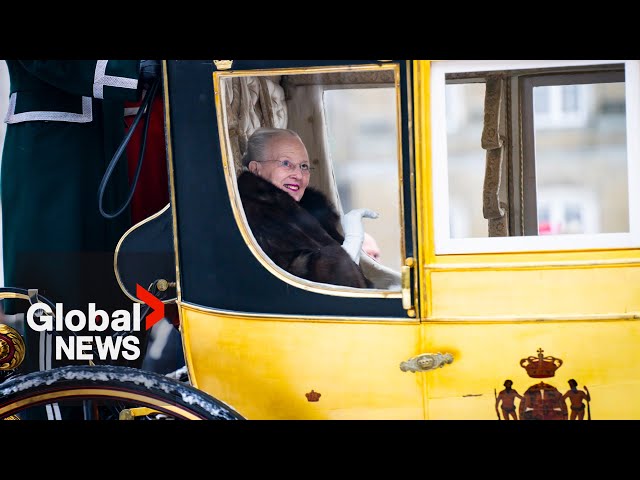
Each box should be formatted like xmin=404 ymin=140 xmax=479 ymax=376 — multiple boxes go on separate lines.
xmin=430 ymin=60 xmax=640 ymax=254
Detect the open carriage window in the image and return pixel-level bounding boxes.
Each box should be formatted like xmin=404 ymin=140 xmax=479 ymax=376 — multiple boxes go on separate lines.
xmin=323 ymin=87 xmax=402 ymax=273
xmin=431 ymin=60 xmax=640 ymax=254
xmin=214 ymin=65 xmax=403 ymax=292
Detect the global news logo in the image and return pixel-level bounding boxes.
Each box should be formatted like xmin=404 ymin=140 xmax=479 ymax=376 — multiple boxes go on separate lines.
xmin=25 ymin=284 xmax=165 ymax=361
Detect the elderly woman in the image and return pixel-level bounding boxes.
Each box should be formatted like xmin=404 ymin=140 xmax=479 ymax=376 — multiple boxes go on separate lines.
xmin=237 ymin=127 xmax=377 ymax=288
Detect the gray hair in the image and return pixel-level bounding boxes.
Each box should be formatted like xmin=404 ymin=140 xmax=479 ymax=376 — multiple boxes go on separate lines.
xmin=241 ymin=127 xmax=302 ymax=169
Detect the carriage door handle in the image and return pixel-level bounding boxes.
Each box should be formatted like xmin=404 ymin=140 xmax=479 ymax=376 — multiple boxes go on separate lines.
xmin=400 ymin=353 xmax=454 ymax=372
xmin=401 ymin=257 xmax=416 ymax=318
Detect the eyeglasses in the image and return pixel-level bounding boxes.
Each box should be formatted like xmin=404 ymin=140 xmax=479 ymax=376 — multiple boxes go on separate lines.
xmin=258 ymin=159 xmax=314 ymax=174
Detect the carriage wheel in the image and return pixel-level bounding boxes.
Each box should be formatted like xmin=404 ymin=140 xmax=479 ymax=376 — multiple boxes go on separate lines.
xmin=0 ymin=365 xmax=244 ymax=420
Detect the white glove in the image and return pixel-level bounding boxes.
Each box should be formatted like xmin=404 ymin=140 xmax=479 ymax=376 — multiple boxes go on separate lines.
xmin=341 ymin=209 xmax=379 ymax=264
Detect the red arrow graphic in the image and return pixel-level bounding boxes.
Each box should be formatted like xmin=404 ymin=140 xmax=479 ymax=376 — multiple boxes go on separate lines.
xmin=136 ymin=283 xmax=165 ymax=330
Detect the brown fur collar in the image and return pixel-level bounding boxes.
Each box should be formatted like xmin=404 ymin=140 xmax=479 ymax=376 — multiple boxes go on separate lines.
xmin=237 ymin=171 xmax=371 ymax=288
xmin=237 ymin=171 xmax=344 ymax=243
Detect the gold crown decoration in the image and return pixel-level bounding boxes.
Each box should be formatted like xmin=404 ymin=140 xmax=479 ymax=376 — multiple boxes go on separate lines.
xmin=213 ymin=60 xmax=233 ymax=71
xmin=520 ymin=348 xmax=563 ymax=378
xmin=0 ymin=324 xmax=26 ymax=371
xmin=305 ymin=390 xmax=321 ymax=402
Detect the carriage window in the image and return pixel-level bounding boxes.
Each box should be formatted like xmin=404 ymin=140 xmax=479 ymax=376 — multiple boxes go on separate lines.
xmin=431 ymin=60 xmax=640 ymax=254
xmin=533 ymin=84 xmax=590 ymax=128
xmin=446 ymin=82 xmax=487 ymax=238
xmin=215 ymin=65 xmax=403 ymax=291
xmin=323 ymin=88 xmax=402 ymax=272
xmin=522 ymin=75 xmax=628 ymax=236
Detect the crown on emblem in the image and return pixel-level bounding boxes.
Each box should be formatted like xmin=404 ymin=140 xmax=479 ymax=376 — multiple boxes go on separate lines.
xmin=520 ymin=348 xmax=563 ymax=378
xmin=305 ymin=390 xmax=321 ymax=402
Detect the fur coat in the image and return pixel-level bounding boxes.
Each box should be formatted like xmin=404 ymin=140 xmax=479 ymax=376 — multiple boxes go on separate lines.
xmin=237 ymin=172 xmax=372 ymax=288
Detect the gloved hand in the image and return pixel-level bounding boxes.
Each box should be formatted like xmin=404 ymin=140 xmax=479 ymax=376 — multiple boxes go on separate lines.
xmin=139 ymin=60 xmax=161 ymax=89
xmin=341 ymin=208 xmax=379 ymax=264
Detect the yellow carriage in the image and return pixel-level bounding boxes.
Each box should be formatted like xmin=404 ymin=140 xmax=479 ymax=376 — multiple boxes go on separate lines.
xmin=1 ymin=60 xmax=637 ymax=420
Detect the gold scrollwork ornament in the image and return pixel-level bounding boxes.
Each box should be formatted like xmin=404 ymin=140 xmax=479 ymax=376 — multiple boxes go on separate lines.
xmin=0 ymin=324 xmax=26 ymax=370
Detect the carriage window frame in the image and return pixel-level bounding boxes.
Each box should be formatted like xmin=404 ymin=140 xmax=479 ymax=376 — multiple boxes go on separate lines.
xmin=213 ymin=64 xmax=405 ymax=298
xmin=430 ymin=60 xmax=640 ymax=255
xmin=520 ymin=70 xmax=626 ymax=236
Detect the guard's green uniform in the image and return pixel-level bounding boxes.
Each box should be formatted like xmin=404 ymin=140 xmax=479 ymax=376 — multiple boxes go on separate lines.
xmin=0 ymin=61 xmax=158 ymax=419
xmin=1 ymin=60 xmax=141 ymax=315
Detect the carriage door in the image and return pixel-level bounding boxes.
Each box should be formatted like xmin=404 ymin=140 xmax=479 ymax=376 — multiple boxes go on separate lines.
xmin=419 ymin=60 xmax=640 ymax=420
xmin=167 ymin=60 xmax=430 ymax=419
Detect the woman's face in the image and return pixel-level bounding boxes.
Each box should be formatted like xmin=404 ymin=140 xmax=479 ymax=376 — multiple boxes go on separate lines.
xmin=249 ymin=135 xmax=310 ymax=202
